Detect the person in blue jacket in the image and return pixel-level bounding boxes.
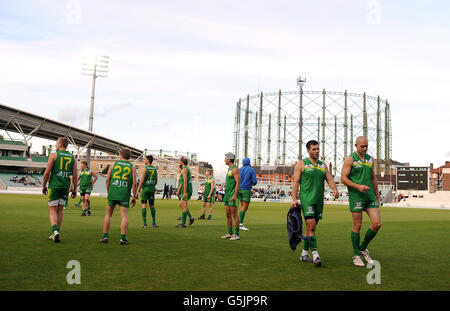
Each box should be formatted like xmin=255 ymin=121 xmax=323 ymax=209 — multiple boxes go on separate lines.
xmin=238 ymin=157 xmax=258 ymax=231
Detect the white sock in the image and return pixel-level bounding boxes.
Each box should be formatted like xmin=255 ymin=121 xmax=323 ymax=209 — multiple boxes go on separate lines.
xmin=312 ymin=251 xmax=319 ymax=260
xmin=301 ymin=250 xmax=309 ymax=257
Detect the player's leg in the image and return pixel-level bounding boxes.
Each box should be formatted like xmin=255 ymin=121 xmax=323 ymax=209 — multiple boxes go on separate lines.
xmin=85 ymin=193 xmax=91 ymax=215
xmin=199 ymin=201 xmax=207 ymax=219
xmin=230 ymin=204 xmax=240 ymax=240
xmin=239 ymin=201 xmax=249 ymax=230
xmin=119 ymin=205 xmax=129 ymax=244
xmin=149 ymin=191 xmax=157 ymax=227
xmin=56 ymin=203 xmax=64 ymax=230
xmin=81 ymin=193 xmax=87 ymax=216
xmin=48 ymin=202 xmax=61 ymax=242
xmin=141 ymin=201 xmax=148 ymax=228
xmin=300 ymin=218 xmax=316 ymax=263
xmin=221 ymin=205 xmax=233 ymax=238
xmin=351 ymin=211 xmax=365 ymax=266
xmin=177 ymin=199 xmax=188 ymax=227
xmin=186 ymin=199 xmax=194 ymax=225
xmin=100 ymin=203 xmax=115 ymax=242
xmin=359 ymin=206 xmax=382 ymax=263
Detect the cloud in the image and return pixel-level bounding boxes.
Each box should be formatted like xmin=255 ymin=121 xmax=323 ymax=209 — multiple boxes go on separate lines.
xmin=58 ymin=108 xmax=86 ymax=125
xmin=95 ymin=103 xmax=135 ymax=118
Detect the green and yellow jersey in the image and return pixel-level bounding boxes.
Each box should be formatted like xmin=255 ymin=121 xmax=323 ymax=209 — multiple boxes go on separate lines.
xmin=299 ymin=158 xmax=326 ymax=205
xmin=347 ymin=152 xmax=376 ymax=202
xmin=79 ymin=169 xmax=92 ymax=189
xmin=49 ymin=150 xmax=75 ymax=190
xmin=108 ymin=160 xmax=133 ymax=202
xmin=142 ymin=165 xmax=157 ymax=192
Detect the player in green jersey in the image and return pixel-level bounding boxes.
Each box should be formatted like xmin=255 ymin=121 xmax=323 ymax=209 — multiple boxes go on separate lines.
xmin=137 ymin=155 xmax=158 ymax=228
xmin=42 ymin=137 xmax=77 ymax=243
xmin=99 ymin=148 xmax=137 ymax=245
xmin=291 ymin=140 xmax=339 ymax=266
xmin=77 ymin=160 xmax=98 ymax=216
xmin=176 ymin=157 xmax=195 ymax=228
xmin=198 ymin=170 xmax=215 ymax=220
xmin=341 ymin=136 xmax=382 ymax=267
xmin=221 ymin=152 xmax=241 ymax=241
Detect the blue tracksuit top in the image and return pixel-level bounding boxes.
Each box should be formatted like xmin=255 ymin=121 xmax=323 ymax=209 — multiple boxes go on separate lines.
xmin=239 ymin=158 xmax=258 ymax=190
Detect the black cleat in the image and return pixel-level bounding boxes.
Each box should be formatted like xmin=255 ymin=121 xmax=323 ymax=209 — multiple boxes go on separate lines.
xmin=143 ymin=224 xmax=148 ymax=228
xmin=54 ymin=232 xmax=60 ymax=243
xmin=81 ymin=212 xmax=86 ymax=216
xmin=313 ymin=256 xmax=322 ymax=267
xmin=99 ymin=237 xmax=108 ymax=243
xmin=198 ymin=215 xmax=205 ymax=220
xmin=87 ymin=210 xmax=91 ymax=216
xmin=176 ymin=223 xmax=186 ymax=228
xmin=120 ymin=239 xmax=130 ymax=245
xmin=152 ymin=224 xmax=159 ymax=228
xmin=189 ymin=218 xmax=195 ymax=226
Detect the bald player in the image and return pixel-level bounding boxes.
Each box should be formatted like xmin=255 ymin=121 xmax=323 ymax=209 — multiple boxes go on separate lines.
xmin=341 ymin=136 xmax=382 ymax=267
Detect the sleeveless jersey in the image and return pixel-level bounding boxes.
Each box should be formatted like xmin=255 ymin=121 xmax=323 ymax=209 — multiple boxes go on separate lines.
xmin=80 ymin=169 xmax=92 ymax=188
xmin=348 ymin=152 xmax=376 ymax=202
xmin=179 ymin=166 xmax=192 ymax=195
xmin=108 ymin=160 xmax=133 ymax=201
xmin=142 ymin=165 xmax=157 ymax=191
xmin=300 ymin=158 xmax=326 ymax=205
xmin=204 ymin=177 xmax=214 ymax=197
xmin=225 ymin=165 xmax=237 ymax=196
xmin=49 ymin=150 xmax=75 ymax=190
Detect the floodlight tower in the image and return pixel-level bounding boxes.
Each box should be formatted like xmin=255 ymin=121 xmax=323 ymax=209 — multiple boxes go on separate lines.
xmin=81 ymin=55 xmax=109 ymax=167
xmin=297 ymin=76 xmax=306 ymax=159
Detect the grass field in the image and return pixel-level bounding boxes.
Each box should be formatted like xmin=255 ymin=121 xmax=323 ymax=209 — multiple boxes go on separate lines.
xmin=0 ymin=193 xmax=449 ymax=291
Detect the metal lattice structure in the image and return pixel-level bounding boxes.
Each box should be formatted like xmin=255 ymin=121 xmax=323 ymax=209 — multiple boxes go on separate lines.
xmin=233 ymin=89 xmax=392 ymax=176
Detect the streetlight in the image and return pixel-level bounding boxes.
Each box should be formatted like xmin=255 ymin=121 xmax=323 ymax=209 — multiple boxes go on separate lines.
xmin=81 ymin=54 xmax=109 ymax=167
xmin=297 ymin=76 xmax=306 ymax=159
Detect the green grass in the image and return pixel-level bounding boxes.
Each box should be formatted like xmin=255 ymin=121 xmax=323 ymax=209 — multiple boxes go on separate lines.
xmin=0 ymin=193 xmax=449 ymax=291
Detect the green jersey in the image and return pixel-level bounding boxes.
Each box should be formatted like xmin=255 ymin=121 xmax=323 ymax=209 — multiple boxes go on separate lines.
xmin=108 ymin=160 xmax=133 ymax=202
xmin=179 ymin=166 xmax=192 ymax=195
xmin=300 ymin=158 xmax=326 ymax=205
xmin=80 ymin=169 xmax=92 ymax=188
xmin=204 ymin=177 xmax=214 ymax=197
xmin=49 ymin=150 xmax=75 ymax=190
xmin=347 ymin=152 xmax=376 ymax=202
xmin=225 ymin=165 xmax=237 ymax=196
xmin=142 ymin=165 xmax=157 ymax=191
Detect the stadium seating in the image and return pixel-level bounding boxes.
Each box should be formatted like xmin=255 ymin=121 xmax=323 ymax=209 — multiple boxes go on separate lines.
xmin=31 ymin=156 xmax=49 ymax=163
xmin=0 ymin=156 xmax=27 ymax=161
xmin=0 ymin=139 xmax=26 ymax=146
xmin=0 ymin=172 xmax=42 ymax=187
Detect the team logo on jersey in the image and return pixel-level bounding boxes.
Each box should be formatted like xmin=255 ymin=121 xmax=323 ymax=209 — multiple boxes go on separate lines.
xmin=356 ymin=202 xmax=361 ymax=207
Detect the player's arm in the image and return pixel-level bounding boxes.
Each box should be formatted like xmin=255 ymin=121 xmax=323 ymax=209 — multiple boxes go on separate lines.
xmin=91 ymin=170 xmax=98 ymax=188
xmin=105 ymin=164 xmax=113 ymax=193
xmin=42 ymin=153 xmax=57 ymax=195
xmin=131 ymin=165 xmax=137 ymax=207
xmin=231 ymin=167 xmax=240 ymax=201
xmin=291 ymin=160 xmax=304 ymax=208
xmin=71 ymin=160 xmax=78 ymax=198
xmin=77 ymin=172 xmax=81 ymax=188
xmin=324 ymin=163 xmax=339 ymax=199
xmin=182 ymin=168 xmax=188 ymax=199
xmin=136 ymin=166 xmax=146 ymax=195
xmin=155 ymin=169 xmax=158 ymax=187
xmin=340 ymin=156 xmax=370 ymax=193
xmin=371 ymin=158 xmax=380 ymax=204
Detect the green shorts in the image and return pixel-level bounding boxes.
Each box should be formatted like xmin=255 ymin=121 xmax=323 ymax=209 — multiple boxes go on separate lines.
xmin=178 ymin=193 xmax=192 ymax=201
xmin=48 ymin=188 xmax=69 ymax=205
xmin=108 ymin=199 xmax=130 ymax=208
xmin=224 ymin=194 xmax=237 ymax=207
xmin=141 ymin=188 xmax=155 ymax=205
xmin=301 ymin=203 xmax=324 ymax=221
xmin=80 ymin=187 xmax=91 ymax=196
xmin=349 ymin=199 xmax=379 ymax=212
xmin=202 ymin=191 xmax=215 ymax=203
xmin=237 ymin=189 xmax=251 ymax=203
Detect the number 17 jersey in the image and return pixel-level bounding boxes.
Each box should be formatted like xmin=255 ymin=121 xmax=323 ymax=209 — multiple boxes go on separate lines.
xmin=108 ymin=160 xmax=133 ymax=202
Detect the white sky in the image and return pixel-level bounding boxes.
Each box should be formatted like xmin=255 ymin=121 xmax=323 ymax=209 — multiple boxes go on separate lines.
xmin=1 ymin=0 xmax=449 ymax=177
